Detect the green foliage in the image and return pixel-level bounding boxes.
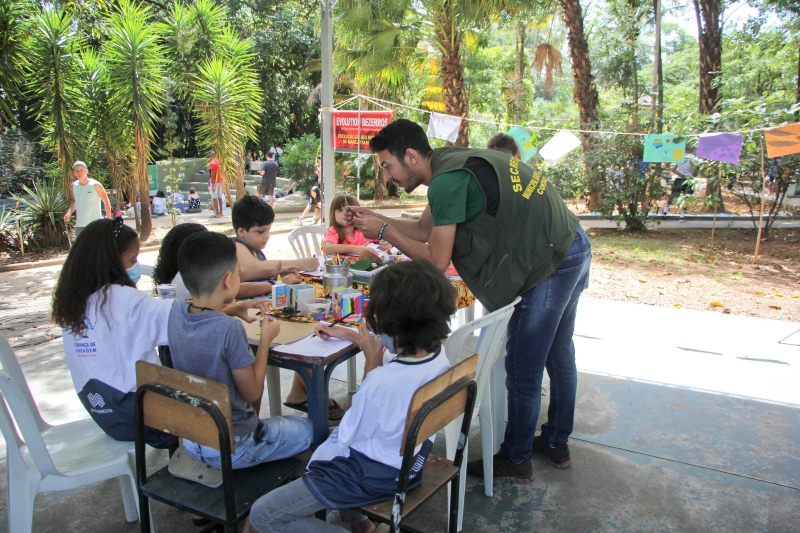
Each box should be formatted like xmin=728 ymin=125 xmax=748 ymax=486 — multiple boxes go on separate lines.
xmin=584 ymin=133 xmax=665 ymax=232
xmin=0 ymin=204 xmax=16 ymax=252
xmin=27 ymin=6 xmax=81 ymax=190
xmin=540 ymin=151 xmax=588 ymax=202
xmin=0 ymin=0 xmax=30 ymax=127
xmin=282 ymin=134 xmax=320 ymax=187
xmin=192 ymin=56 xmax=261 ymax=187
xmin=12 ymin=179 xmax=70 ymax=249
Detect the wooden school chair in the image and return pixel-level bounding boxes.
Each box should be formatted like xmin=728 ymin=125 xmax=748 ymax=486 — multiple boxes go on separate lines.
xmin=134 ymin=361 xmax=302 ymax=533
xmin=356 ymin=354 xmax=479 ymax=533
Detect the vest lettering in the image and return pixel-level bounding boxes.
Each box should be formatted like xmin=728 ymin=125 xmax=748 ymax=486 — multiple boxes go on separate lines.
xmin=522 ymin=171 xmax=541 ymax=199
xmin=513 ymin=183 xmax=523 ymax=192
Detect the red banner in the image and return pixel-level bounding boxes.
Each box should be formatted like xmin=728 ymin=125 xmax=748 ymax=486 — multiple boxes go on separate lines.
xmin=332 ymin=111 xmax=393 ymax=153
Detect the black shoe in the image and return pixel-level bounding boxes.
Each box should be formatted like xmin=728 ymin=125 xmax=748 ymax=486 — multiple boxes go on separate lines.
xmin=532 ymin=436 xmax=572 ymax=468
xmin=466 ymin=452 xmax=535 ymax=484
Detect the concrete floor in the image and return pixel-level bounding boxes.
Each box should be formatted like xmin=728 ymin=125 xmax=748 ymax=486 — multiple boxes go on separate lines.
xmin=0 ymin=237 xmax=798 ymax=532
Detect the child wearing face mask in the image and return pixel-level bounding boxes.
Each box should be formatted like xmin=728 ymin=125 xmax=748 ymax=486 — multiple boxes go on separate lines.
xmin=51 ymin=217 xmax=265 ymax=447
xmin=244 ymin=260 xmax=456 ymax=533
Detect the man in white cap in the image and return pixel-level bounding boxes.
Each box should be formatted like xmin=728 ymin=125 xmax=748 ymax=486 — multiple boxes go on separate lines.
xmin=63 ymin=161 xmax=113 ymax=237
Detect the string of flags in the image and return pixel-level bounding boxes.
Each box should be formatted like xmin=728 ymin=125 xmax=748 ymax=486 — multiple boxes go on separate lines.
xmin=337 ymin=95 xmax=800 ymax=167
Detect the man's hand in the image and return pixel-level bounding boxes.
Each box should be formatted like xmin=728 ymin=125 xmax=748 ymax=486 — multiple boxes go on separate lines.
xmin=345 ymin=205 xmax=374 ymax=225
xmin=377 ymin=240 xmax=393 ymax=251
xmin=352 ymin=215 xmax=386 ymax=240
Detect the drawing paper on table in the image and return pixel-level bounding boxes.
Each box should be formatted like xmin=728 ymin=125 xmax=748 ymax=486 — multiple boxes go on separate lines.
xmin=273 ymin=335 xmax=352 ymax=358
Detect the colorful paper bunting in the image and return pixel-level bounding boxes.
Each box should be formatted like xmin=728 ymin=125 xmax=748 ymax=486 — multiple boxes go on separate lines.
xmin=538 ymin=131 xmax=581 ymax=166
xmin=643 ymin=134 xmax=686 ymax=163
xmin=426 ymin=112 xmax=462 ymax=142
xmin=764 ymin=123 xmax=800 ymax=158
xmin=696 ymin=133 xmax=744 ymax=164
xmin=506 ymin=126 xmax=538 ymax=162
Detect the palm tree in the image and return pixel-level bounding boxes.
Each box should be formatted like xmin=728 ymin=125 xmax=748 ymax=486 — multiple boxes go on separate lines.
xmin=0 ymin=0 xmax=30 ymax=129
xmin=104 ymin=0 xmax=165 ymax=241
xmin=27 ymin=6 xmax=81 ymax=198
xmin=192 ymin=56 xmax=260 ymax=198
xmin=335 ymin=0 xmax=502 ymax=147
xmin=78 ymin=48 xmax=135 ymax=208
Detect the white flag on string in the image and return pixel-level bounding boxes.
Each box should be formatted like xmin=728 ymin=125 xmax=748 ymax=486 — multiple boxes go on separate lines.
xmin=426 ymin=112 xmax=462 ymax=142
xmin=538 ymin=131 xmax=582 ymax=165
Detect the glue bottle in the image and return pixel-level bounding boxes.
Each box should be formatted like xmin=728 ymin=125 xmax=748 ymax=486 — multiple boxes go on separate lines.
xmin=273 ymin=275 xmax=287 ymax=309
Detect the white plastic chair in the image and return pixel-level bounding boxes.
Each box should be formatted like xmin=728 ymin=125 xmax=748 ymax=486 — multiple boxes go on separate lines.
xmin=288 ymin=225 xmax=325 ymax=260
xmin=443 ymin=296 xmax=520 ymax=530
xmin=0 ymin=334 xmax=139 ymax=533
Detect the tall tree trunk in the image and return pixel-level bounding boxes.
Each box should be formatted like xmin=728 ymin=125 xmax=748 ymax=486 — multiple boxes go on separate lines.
xmin=560 ymin=0 xmax=600 ymax=208
xmin=517 ymin=23 xmax=526 ymax=83
xmin=560 ymin=0 xmax=599 ymax=145
xmin=135 ymin=124 xmax=153 ymax=241
xmin=651 ymin=0 xmax=664 ymax=134
xmin=631 ymin=37 xmax=639 ymax=127
xmin=695 ymin=0 xmax=722 ymax=114
xmin=796 ymin=45 xmax=800 ymax=120
xmin=434 ymin=7 xmax=469 ymax=146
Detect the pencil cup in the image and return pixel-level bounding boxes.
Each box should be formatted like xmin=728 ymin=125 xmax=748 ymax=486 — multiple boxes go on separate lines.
xmin=332 ymin=288 xmax=364 ymax=320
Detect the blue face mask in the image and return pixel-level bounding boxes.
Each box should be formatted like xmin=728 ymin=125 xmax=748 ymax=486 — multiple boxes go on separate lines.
xmin=126 ymin=262 xmax=141 ymax=284
xmin=378 ymin=333 xmax=396 ymax=354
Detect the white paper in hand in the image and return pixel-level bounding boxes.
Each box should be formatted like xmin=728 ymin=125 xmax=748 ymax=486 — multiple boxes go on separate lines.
xmin=538 ymin=131 xmax=582 ymax=166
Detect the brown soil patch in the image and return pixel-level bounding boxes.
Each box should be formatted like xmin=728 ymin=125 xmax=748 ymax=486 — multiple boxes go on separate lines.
xmin=584 ymin=227 xmax=800 ymax=322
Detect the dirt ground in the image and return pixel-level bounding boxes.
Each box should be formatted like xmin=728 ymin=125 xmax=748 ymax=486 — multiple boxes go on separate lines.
xmin=584 ymin=227 xmax=800 ymax=322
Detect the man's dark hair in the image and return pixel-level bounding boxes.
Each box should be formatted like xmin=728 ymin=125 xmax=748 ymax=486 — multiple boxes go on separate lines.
xmin=369 ymin=119 xmax=433 ymax=162
xmin=365 ymin=259 xmax=456 ymax=356
xmin=487 ymin=133 xmax=521 ymax=158
xmin=232 ymin=195 xmax=275 ymax=231
xmin=178 ymin=232 xmax=238 ymax=298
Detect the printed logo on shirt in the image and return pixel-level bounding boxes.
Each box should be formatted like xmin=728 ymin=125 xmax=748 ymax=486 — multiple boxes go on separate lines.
xmin=87 ymin=392 xmax=105 ymax=408
xmin=73 ymin=318 xmax=97 ymax=356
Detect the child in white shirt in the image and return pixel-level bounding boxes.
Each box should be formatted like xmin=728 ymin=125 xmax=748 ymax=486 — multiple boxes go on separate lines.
xmin=245 ymin=259 xmax=457 ymax=533
xmin=51 ymin=217 xmax=266 ymax=447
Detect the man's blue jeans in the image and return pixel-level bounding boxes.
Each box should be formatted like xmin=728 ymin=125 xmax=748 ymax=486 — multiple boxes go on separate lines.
xmin=501 ymin=225 xmax=592 ymax=463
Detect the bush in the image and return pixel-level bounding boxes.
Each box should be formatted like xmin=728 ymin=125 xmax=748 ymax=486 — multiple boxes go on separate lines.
xmin=541 ymin=151 xmax=588 ymax=203
xmin=282 ymin=134 xmax=320 ymax=191
xmin=0 ymin=206 xmax=18 ymax=252
xmin=585 ymin=134 xmax=666 ymax=231
xmin=13 ymin=180 xmax=71 ymax=250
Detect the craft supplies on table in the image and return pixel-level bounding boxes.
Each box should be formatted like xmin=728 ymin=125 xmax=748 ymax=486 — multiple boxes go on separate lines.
xmin=332 ymin=288 xmax=364 ymax=319
xmin=299 ymin=298 xmax=332 ymax=320
xmin=288 ymin=284 xmax=316 ymax=309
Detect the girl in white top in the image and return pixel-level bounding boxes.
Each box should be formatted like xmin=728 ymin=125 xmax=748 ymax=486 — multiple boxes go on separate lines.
xmin=245 ymin=259 xmax=457 ymax=533
xmin=51 ymin=217 xmax=265 ymax=447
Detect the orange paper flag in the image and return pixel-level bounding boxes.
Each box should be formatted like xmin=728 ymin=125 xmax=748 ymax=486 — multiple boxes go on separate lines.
xmin=764 ymin=123 xmax=800 ymax=158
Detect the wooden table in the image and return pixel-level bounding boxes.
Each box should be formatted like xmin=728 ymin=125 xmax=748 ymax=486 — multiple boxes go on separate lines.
xmin=240 ymin=275 xmax=477 ymax=449
xmin=241 ymin=319 xmax=359 ymax=448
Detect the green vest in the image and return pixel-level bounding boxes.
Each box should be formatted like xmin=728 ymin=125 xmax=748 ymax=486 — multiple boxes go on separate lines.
xmin=430 ymin=147 xmax=579 ymax=312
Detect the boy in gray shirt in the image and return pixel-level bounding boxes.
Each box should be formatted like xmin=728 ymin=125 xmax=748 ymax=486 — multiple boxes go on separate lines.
xmin=168 ymin=231 xmax=312 ymax=468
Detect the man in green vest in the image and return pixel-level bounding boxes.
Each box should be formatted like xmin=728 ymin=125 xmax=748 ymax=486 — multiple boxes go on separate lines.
xmin=350 ymin=119 xmax=592 ymax=482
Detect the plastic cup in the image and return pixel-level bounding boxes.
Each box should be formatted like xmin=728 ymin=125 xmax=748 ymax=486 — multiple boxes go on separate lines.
xmin=156 ymin=284 xmax=177 ymax=300
xmin=301 ymin=298 xmax=331 ymax=320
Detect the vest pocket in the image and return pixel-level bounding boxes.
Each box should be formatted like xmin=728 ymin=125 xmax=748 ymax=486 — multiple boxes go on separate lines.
xmin=452 ymin=227 xmax=493 ymax=278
